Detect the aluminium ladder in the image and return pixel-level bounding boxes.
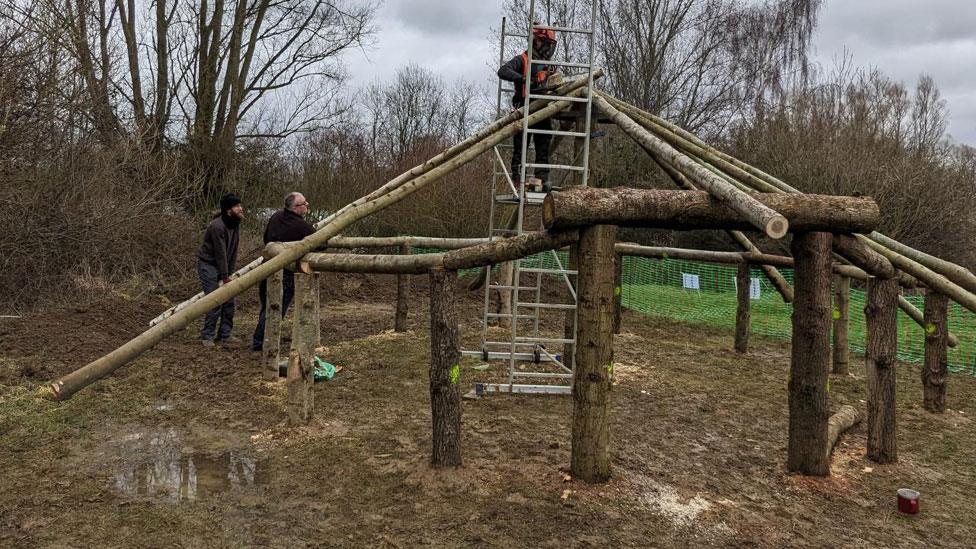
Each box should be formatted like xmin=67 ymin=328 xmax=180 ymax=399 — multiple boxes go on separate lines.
xmin=460 ymin=2 xmax=598 ymax=395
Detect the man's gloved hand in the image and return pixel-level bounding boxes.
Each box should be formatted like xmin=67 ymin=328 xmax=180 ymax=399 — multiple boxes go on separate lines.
xmin=222 ymin=277 xmax=232 ymax=285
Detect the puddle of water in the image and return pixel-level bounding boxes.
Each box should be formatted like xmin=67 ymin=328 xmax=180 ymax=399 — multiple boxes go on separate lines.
xmin=109 ymin=428 xmax=263 ymax=503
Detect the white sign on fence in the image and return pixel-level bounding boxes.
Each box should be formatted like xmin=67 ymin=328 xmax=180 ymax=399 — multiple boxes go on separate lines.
xmin=733 ymin=276 xmax=762 ymax=300
xmin=681 ymin=273 xmax=700 ymax=290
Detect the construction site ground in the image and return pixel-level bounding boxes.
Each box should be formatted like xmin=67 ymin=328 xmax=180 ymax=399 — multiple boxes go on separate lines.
xmin=2 ymin=272 xmax=975 ymax=548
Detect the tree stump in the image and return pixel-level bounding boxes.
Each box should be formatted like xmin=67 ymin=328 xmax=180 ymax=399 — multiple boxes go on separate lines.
xmin=735 ymin=262 xmax=750 ymax=353
xmin=923 ymin=290 xmax=949 ymax=413
xmin=787 ymin=231 xmax=832 ymax=476
xmin=832 ymin=274 xmax=851 ymax=375
xmin=613 ymin=252 xmax=623 ymax=334
xmin=429 ymin=269 xmax=462 ymax=467
xmin=287 ymin=272 xmax=318 ymax=426
xmin=571 ymin=224 xmax=617 ymax=483
xmin=262 ymin=270 xmax=283 ymax=380
xmin=865 ymin=277 xmax=898 ymax=464
xmin=395 ymin=242 xmax=411 ymax=332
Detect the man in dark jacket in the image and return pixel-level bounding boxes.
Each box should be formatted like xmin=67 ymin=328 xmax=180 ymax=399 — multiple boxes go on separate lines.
xmin=251 ymin=192 xmax=315 ymax=351
xmin=198 ymin=193 xmax=244 ymax=346
xmin=497 ymin=26 xmax=557 ymax=189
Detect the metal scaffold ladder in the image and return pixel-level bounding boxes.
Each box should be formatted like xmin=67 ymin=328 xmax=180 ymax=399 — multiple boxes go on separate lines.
xmin=460 ymin=1 xmax=598 ymax=396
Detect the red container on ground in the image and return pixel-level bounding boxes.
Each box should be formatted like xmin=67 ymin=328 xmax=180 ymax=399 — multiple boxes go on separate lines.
xmin=897 ymin=488 xmax=920 ymax=514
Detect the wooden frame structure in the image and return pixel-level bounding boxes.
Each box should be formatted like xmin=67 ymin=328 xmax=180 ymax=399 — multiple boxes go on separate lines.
xmin=46 ymin=83 xmax=974 ymax=482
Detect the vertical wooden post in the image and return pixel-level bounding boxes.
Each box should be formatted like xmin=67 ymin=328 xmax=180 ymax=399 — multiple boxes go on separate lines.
xmin=497 ymin=260 xmax=514 ymax=329
xmin=563 ymin=243 xmax=579 ymax=370
xmin=312 ymin=273 xmax=321 ymax=348
xmin=287 ymin=272 xmax=317 ymax=426
xmin=787 ymin=232 xmax=832 ymax=476
xmin=262 ymin=270 xmax=283 ymax=380
xmin=832 ymin=274 xmax=851 ymax=375
xmin=865 ymin=276 xmax=899 ymax=464
xmin=612 ymin=253 xmax=623 ymax=334
xmin=571 ymin=224 xmax=617 ymax=483
xmin=734 ymin=262 xmax=750 ymax=353
xmin=922 ymin=290 xmax=949 ymax=413
xmin=395 ymin=243 xmax=411 ymax=332
xmin=429 ymin=269 xmax=462 ymax=467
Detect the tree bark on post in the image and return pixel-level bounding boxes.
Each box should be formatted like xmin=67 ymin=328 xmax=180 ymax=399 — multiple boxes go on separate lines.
xmin=735 ymin=263 xmax=750 ymax=353
xmin=787 ymin=232 xmax=833 ymax=476
xmin=571 ymin=225 xmax=618 ymax=483
xmin=262 ymin=270 xmax=283 ymax=380
xmin=613 ymin=253 xmax=623 ymax=334
xmin=832 ymin=275 xmax=851 ymax=375
xmin=922 ymin=290 xmax=949 ymax=413
xmin=865 ymin=277 xmax=899 ymax=464
xmin=395 ymin=243 xmax=411 ymax=332
xmin=429 ymin=269 xmax=462 ymax=467
xmin=497 ymin=260 xmax=514 ymax=329
xmin=313 ymin=273 xmax=321 ymax=347
xmin=288 ymin=272 xmax=318 ymax=426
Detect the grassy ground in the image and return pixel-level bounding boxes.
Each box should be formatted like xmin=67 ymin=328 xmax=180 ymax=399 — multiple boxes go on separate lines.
xmin=2 ymin=275 xmax=976 ymax=547
xmin=623 ymin=283 xmax=976 ymax=375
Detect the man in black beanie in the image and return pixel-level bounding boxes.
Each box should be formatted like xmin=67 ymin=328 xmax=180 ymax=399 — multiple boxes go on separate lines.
xmin=197 ymin=193 xmax=244 ymax=346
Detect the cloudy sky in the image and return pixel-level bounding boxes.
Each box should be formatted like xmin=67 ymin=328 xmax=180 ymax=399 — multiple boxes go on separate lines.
xmin=344 ymin=0 xmax=976 ymax=145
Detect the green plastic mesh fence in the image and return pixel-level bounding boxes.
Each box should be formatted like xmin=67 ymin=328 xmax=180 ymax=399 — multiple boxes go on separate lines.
xmin=620 ymin=256 xmax=976 ymax=376
xmin=412 ymin=246 xmax=976 ymax=375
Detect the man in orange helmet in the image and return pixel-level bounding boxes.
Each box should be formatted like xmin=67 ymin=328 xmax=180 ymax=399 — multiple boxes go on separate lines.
xmin=498 ymin=25 xmax=557 ymax=191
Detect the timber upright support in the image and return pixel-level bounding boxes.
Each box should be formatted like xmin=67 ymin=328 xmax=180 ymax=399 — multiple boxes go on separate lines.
xmin=613 ymin=252 xmax=623 ymax=335
xmin=865 ymin=276 xmax=899 ymax=463
xmin=787 ymin=232 xmax=832 ymax=476
xmin=734 ymin=263 xmax=750 ymax=353
xmin=395 ymin=242 xmax=411 ymax=332
xmin=262 ymin=270 xmax=284 ymax=380
xmin=922 ymin=290 xmax=949 ymax=413
xmin=832 ymin=274 xmax=851 ymax=375
xmin=429 ymin=269 xmax=462 ymax=467
xmin=571 ymin=225 xmax=618 ymax=483
xmin=288 ymin=272 xmax=319 ymax=426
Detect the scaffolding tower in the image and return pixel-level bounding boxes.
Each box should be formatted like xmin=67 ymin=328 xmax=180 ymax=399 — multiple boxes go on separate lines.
xmin=460 ymin=1 xmax=598 ymax=395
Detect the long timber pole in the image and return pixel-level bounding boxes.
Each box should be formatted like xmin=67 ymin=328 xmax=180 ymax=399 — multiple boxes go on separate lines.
xmin=48 ymin=90 xmax=588 ymax=400
xmin=149 ymin=71 xmax=603 ymax=327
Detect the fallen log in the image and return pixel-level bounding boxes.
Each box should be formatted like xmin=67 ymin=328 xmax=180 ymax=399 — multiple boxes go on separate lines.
xmin=47 ymin=89 xmax=587 ymax=400
xmin=593 ymin=95 xmax=788 ymax=239
xmin=543 ymin=187 xmax=879 ymax=234
xmin=826 ymin=405 xmax=863 ymax=462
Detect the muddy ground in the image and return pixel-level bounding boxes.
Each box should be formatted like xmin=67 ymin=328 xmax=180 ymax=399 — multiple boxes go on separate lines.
xmin=1 ymin=272 xmax=975 ymax=548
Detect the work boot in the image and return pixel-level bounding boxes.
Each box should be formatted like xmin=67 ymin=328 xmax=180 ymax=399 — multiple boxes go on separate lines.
xmin=202 ymin=339 xmax=215 ymax=348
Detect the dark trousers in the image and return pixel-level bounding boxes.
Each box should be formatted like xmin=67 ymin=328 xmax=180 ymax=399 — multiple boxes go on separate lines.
xmin=198 ymin=261 xmax=234 ymax=341
xmin=251 ymin=270 xmax=296 ymax=350
xmin=511 ymin=116 xmax=552 ymax=183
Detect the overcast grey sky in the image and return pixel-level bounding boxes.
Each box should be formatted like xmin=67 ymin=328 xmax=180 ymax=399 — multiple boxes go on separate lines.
xmin=344 ymin=0 xmax=976 ymax=145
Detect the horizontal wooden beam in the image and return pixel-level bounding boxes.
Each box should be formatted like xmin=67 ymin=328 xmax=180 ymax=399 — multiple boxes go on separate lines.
xmin=543 ymin=187 xmax=880 ymax=234
xmin=273 ymin=231 xmax=580 ymax=275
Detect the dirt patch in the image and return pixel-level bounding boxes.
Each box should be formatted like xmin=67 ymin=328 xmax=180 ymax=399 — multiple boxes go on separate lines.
xmin=2 ymin=275 xmax=976 ymax=547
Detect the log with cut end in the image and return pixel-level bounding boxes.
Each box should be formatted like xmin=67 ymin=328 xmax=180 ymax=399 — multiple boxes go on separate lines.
xmin=593 ymin=94 xmax=788 ymax=239
xmin=826 ymin=405 xmax=863 ymax=462
xmin=543 ymin=187 xmax=879 ymax=234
